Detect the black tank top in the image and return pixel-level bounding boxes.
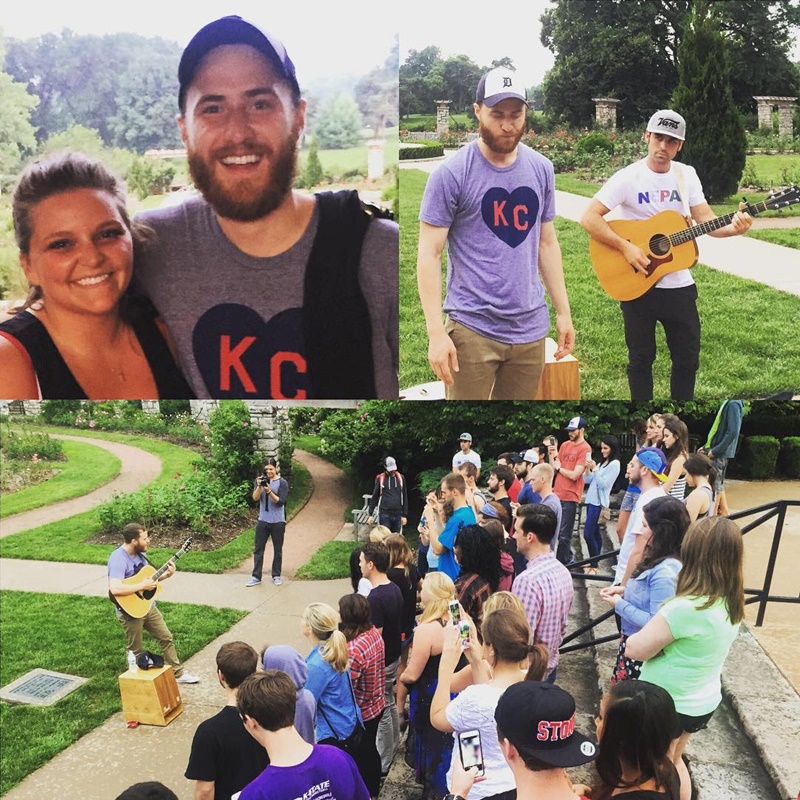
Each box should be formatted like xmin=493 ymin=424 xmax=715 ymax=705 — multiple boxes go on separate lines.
xmin=0 ymin=309 xmax=192 ymax=399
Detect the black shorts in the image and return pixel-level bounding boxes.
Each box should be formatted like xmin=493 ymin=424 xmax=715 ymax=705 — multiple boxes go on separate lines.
xmin=677 ymin=708 xmax=715 ymax=733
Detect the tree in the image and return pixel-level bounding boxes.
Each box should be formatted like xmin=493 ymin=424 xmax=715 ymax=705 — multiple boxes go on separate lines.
xmin=126 ymin=156 xmax=175 ymax=200
xmin=399 ymin=46 xmax=441 ymax=116
xmin=313 ymin=94 xmax=363 ymax=149
xmin=39 ymin=124 xmax=105 ymax=158
xmin=300 ymin=136 xmax=324 ymax=188
xmin=355 ymin=36 xmax=398 ymax=137
xmin=672 ymin=5 xmax=746 ymax=201
xmin=0 ymin=36 xmax=38 ymax=185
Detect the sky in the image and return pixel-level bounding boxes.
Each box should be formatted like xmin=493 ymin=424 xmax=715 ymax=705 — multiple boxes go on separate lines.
xmin=0 ymin=0 xmax=397 ymax=83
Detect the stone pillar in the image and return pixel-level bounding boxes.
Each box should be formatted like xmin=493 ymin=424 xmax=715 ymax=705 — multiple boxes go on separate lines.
xmin=592 ymin=98 xmax=620 ymax=130
xmin=141 ymin=401 xmax=160 ymax=415
xmin=189 ymin=400 xmax=218 ymax=422
xmin=754 ymin=96 xmax=797 ymax=137
xmin=367 ymin=138 xmax=384 ymax=180
xmin=436 ymin=100 xmax=451 ymax=136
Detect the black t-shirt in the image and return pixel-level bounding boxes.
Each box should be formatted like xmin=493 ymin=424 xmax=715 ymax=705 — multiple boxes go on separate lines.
xmin=387 ymin=564 xmax=421 ymax=637
xmin=185 ymin=705 xmax=269 ymax=800
xmin=367 ymin=580 xmax=404 ymax=665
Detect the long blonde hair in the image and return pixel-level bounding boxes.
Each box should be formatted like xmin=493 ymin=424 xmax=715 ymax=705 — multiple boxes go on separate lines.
xmin=418 ymin=572 xmax=455 ymax=625
xmin=675 ymin=517 xmax=745 ymax=624
xmin=482 ymin=590 xmax=526 ymax=622
xmin=303 ymin=603 xmax=349 ymax=672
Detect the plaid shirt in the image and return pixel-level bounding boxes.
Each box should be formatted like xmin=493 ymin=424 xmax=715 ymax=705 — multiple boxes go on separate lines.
xmin=347 ymin=627 xmax=386 ymax=722
xmin=512 ymin=552 xmax=574 ymax=678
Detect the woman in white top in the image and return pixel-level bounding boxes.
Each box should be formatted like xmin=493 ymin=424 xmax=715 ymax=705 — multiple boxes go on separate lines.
xmin=660 ymin=414 xmax=689 ymax=499
xmin=583 ymin=435 xmax=621 ymax=573
xmin=682 ymin=454 xmax=717 ymax=522
xmin=430 ymin=609 xmax=547 ymax=800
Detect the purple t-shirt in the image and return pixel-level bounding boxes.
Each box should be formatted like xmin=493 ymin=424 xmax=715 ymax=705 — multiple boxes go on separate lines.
xmin=238 ymin=744 xmax=369 ymax=800
xmin=419 ymin=140 xmax=556 ymax=344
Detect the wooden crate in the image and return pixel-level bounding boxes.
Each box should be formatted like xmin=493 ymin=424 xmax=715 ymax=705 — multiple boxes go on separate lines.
xmin=118 ymin=666 xmax=183 ymax=726
xmin=534 ymin=338 xmax=580 ymax=400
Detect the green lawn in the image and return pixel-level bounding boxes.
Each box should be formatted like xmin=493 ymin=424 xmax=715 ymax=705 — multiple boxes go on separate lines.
xmin=295 ymin=539 xmax=360 ymax=580
xmin=1 ymin=439 xmax=121 ymax=517
xmin=400 ymin=168 xmax=800 ymax=398
xmin=744 ymin=153 xmax=800 ymax=186
xmin=0 ymin=590 xmax=245 ymax=795
xmin=748 ymin=229 xmax=800 ymax=250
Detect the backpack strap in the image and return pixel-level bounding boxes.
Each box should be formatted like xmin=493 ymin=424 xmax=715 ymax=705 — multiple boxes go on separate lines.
xmin=303 ymin=191 xmax=377 ymax=398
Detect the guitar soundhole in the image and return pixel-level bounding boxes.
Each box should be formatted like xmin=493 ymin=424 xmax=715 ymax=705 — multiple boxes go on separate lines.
xmin=649 ymin=234 xmax=670 ymax=257
xmin=142 ymin=589 xmax=156 ymax=600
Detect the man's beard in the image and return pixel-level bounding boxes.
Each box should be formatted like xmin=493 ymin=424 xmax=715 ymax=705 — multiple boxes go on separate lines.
xmin=479 ymin=119 xmax=525 ymax=155
xmin=187 ymin=124 xmax=301 ymax=222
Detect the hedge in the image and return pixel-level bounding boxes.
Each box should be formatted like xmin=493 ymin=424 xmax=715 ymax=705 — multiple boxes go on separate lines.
xmin=400 ymin=144 xmax=444 ymax=160
xmin=739 ymin=435 xmax=780 ymax=479
xmin=777 ymin=436 xmax=800 ymax=478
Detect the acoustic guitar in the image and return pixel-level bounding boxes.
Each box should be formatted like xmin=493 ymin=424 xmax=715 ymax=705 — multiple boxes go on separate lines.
xmin=589 ymin=185 xmax=800 ymax=301
xmin=111 ymin=537 xmax=193 ymax=618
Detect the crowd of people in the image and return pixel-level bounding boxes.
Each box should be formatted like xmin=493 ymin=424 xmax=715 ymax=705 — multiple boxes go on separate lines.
xmin=112 ymin=406 xmax=748 ymax=800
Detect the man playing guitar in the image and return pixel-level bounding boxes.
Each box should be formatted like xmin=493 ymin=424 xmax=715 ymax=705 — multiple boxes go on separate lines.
xmin=108 ymin=523 xmax=199 ymax=684
xmin=580 ymin=109 xmax=752 ymax=401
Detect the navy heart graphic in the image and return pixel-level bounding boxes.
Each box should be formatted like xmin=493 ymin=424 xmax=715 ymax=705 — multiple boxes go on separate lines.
xmin=193 ymin=304 xmax=309 ymax=399
xmin=481 ymin=187 xmax=540 ymax=248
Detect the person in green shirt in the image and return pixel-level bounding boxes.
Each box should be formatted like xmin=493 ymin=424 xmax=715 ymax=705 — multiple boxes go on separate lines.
xmin=626 ymin=517 xmax=745 ymax=800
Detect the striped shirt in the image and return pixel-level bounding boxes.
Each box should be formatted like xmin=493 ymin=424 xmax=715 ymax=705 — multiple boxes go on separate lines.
xmin=347 ymin=627 xmax=386 ymax=722
xmin=512 ymin=552 xmax=574 ymax=678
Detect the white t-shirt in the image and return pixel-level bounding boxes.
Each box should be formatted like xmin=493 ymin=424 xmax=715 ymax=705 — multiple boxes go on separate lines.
xmin=614 ymin=485 xmax=667 ymax=584
xmin=453 ymin=449 xmax=482 ymax=471
xmin=594 ymin=158 xmax=706 ymax=290
xmin=445 ymin=683 xmax=514 ymax=799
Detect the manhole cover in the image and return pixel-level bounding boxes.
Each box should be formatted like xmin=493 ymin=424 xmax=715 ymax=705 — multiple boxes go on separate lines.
xmin=1 ymin=668 xmax=88 ymax=706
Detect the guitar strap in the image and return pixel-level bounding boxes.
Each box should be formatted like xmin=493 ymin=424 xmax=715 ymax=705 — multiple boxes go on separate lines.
xmin=672 ymin=162 xmax=692 ymax=223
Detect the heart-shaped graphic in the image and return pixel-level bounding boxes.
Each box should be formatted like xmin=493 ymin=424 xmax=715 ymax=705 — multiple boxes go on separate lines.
xmin=481 ymin=186 xmax=540 ymax=248
xmin=193 ymin=304 xmax=308 ymax=399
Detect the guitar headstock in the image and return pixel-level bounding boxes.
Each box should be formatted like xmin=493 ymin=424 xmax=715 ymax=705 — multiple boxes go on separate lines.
xmin=177 ymin=536 xmax=193 ymax=556
xmin=764 ymin=185 xmax=800 ymax=212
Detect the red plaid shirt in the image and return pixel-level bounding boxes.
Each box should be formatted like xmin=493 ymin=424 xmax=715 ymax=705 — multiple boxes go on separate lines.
xmin=347 ymin=627 xmax=386 ymax=722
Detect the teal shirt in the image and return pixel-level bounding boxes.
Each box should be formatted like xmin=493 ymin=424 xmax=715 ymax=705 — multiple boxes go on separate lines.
xmin=640 ymin=595 xmax=739 ymax=716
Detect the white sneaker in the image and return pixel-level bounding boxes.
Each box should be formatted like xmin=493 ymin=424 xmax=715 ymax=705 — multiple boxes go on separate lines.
xmin=245 ymin=577 xmax=261 ymax=587
xmin=176 ymin=672 xmax=200 ymax=684
xmin=273 ymin=576 xmax=283 ymax=585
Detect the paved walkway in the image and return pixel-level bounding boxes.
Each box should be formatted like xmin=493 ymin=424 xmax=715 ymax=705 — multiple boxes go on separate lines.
xmin=402 ymin=154 xmax=800 ymax=296
xmin=2 ymin=440 xmax=357 ymax=800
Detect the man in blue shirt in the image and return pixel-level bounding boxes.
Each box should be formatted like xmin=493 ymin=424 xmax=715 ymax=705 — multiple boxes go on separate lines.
xmin=426 ymin=472 xmax=477 ymax=581
xmin=247 ymin=458 xmax=290 ymax=587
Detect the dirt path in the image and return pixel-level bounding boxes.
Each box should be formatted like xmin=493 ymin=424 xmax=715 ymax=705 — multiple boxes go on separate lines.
xmin=0 ymin=435 xmax=161 ymax=538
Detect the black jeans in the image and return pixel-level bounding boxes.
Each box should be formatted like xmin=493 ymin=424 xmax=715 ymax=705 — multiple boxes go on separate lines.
xmin=557 ymin=501 xmax=577 ymax=565
xmin=621 ymin=284 xmax=701 ymax=400
xmin=252 ymin=520 xmax=285 ymax=579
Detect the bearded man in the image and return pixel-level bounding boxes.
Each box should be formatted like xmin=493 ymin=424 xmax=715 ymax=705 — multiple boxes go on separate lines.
xmin=134 ymin=16 xmax=398 ymax=399
xmin=416 ymin=67 xmax=574 ymax=400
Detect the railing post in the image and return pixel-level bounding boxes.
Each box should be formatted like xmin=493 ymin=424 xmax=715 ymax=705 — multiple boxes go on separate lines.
xmin=755 ymin=501 xmax=787 ymax=627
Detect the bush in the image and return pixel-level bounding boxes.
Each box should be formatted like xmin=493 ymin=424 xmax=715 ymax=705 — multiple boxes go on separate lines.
xmin=0 ymin=429 xmax=65 ymax=461
xmin=575 ymin=132 xmax=614 ymax=155
xmin=206 ymin=401 xmax=261 ymax=489
xmin=399 ymin=144 xmax=444 ymax=160
xmin=41 ymin=400 xmax=84 ymax=425
xmin=739 ymin=435 xmax=780 ymax=478
xmin=777 ymin=437 xmax=800 ymax=478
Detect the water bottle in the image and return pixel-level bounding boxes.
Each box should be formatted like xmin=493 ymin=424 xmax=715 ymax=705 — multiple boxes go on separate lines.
xmin=127 ymin=650 xmax=137 ymax=673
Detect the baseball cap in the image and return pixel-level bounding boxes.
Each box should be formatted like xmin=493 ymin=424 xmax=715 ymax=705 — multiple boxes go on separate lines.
xmin=523 ymin=448 xmax=539 ymax=464
xmin=635 ymin=447 xmax=669 ymax=482
xmin=479 ymin=503 xmax=499 ymax=519
xmin=459 ymin=432 xmax=473 ymax=442
xmin=646 ymin=109 xmax=686 ymax=141
xmin=495 ymin=682 xmax=597 ymax=767
xmin=564 ymin=416 xmax=587 ymax=431
xmin=384 ymin=457 xmax=397 ymax=471
xmin=178 ymin=16 xmax=299 ymax=109
xmin=475 ymin=67 xmax=528 ymax=107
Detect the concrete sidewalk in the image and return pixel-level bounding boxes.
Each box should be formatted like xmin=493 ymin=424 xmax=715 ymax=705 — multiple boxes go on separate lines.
xmin=402 ymin=154 xmax=800 ymax=297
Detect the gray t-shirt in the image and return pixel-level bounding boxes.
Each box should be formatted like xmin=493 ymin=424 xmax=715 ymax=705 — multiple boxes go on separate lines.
xmin=419 ymin=140 xmax=556 ymax=344
xmin=135 ymin=194 xmax=398 ymax=399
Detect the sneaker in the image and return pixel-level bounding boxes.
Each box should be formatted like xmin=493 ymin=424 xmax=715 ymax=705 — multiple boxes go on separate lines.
xmin=176 ymin=672 xmax=200 ymax=684
xmin=272 ymin=576 xmax=283 ymax=585
xmin=245 ymin=577 xmax=262 ymax=587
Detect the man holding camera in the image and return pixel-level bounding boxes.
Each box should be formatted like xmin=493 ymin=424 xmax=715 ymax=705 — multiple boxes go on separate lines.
xmin=247 ymin=458 xmax=289 ymax=586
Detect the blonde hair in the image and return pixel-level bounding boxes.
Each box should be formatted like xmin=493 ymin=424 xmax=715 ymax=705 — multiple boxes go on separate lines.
xmin=369 ymin=525 xmax=391 ymax=543
xmin=676 ymin=517 xmax=745 ymax=625
xmin=303 ymin=603 xmax=349 ymax=672
xmin=418 ymin=572 xmax=456 ymax=625
xmin=482 ymin=590 xmax=526 ymax=622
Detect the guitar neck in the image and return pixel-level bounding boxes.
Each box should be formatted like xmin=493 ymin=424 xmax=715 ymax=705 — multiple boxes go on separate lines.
xmin=669 ymin=200 xmax=767 ymax=246
xmin=151 ymin=549 xmax=186 ymax=582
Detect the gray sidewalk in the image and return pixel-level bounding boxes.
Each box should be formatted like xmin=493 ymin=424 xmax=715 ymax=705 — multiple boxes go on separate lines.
xmin=402 ymin=154 xmax=800 ymax=296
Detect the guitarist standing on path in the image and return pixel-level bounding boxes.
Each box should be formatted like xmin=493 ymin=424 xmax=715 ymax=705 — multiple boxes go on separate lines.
xmin=108 ymin=523 xmax=199 ymax=684
xmin=580 ymin=109 xmax=752 ymax=401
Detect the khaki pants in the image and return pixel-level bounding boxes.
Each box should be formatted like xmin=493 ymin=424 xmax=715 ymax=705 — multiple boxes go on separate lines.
xmin=116 ymin=605 xmax=183 ymax=677
xmin=445 ymin=319 xmax=545 ymax=400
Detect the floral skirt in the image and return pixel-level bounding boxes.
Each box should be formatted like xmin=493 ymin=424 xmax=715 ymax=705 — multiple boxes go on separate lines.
xmin=611 ymin=633 xmax=642 ymax=684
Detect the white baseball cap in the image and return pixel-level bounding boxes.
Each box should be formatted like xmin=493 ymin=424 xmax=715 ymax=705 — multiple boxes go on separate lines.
xmin=476 ymin=67 xmax=528 ymax=107
xmin=646 ymin=109 xmax=686 ymax=141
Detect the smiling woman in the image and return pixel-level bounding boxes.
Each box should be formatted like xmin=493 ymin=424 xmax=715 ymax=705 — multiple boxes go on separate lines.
xmin=0 ymin=152 xmax=192 ymax=400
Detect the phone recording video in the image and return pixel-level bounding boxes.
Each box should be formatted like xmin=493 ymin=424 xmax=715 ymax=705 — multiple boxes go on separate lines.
xmin=458 ymin=729 xmax=485 ymax=776
xmin=448 ymin=600 xmax=461 ymax=625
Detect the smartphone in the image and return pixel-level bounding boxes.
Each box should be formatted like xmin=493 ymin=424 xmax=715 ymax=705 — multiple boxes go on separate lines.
xmin=458 ymin=620 xmax=471 ymax=643
xmin=448 ymin=600 xmax=461 ymax=625
xmin=458 ymin=729 xmax=485 ymax=777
